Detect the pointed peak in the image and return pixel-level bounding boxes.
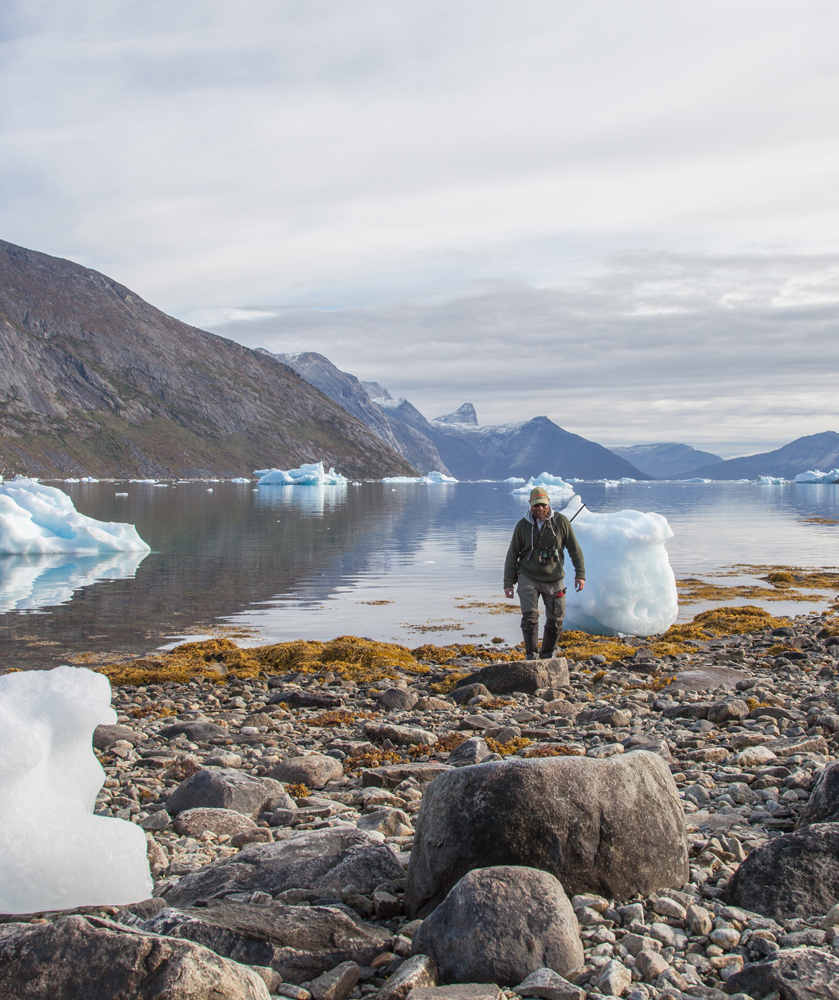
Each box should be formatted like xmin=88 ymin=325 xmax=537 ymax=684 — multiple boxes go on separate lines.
xmin=435 ymin=403 xmax=478 ymax=426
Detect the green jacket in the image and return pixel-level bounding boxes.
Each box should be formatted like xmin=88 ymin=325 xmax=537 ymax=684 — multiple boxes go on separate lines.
xmin=503 ymin=508 xmax=585 ymax=589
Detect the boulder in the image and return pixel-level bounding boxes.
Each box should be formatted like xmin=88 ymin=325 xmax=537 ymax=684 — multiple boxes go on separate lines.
xmin=796 ymin=760 xmax=839 ymax=828
xmin=404 ymin=752 xmax=688 ymax=918
xmin=448 ymin=737 xmax=493 ymax=767
xmin=412 ymin=866 xmax=583 ymax=986
xmin=357 ymin=808 xmax=413 ymax=837
xmin=707 ymin=698 xmax=750 ymax=724
xmin=725 ymin=947 xmax=839 ymax=1000
xmin=574 ymin=706 xmax=631 ymax=728
xmin=378 ymin=955 xmax=439 ymax=1000
xmin=407 ymin=988 xmax=502 ymax=1000
xmin=513 ymin=967 xmax=585 ymax=1000
xmin=165 ymin=827 xmax=405 ymax=907
xmin=308 ymin=961 xmax=360 ymax=1000
xmin=376 ymin=688 xmax=419 ymax=711
xmin=455 ymin=660 xmax=568 ymax=695
xmin=166 ymin=768 xmax=292 ymax=817
xmin=724 ymin=823 xmax=839 ymax=920
xmin=92 ymin=724 xmax=146 ymax=749
xmin=365 ymin=723 xmax=438 ymax=747
xmin=0 ymin=914 xmax=270 ymax=999
xmin=270 ymin=754 xmax=344 ymax=788
xmin=143 ymin=901 xmax=390 ymax=984
xmin=158 ymin=720 xmax=229 ymax=740
xmin=173 ymin=807 xmax=259 ymax=839
xmin=451 ymin=684 xmax=491 ymax=705
xmin=671 ymin=666 xmax=748 ymax=692
xmin=361 ymin=762 xmax=452 ymax=788
xmin=269 ymin=690 xmax=344 ymax=709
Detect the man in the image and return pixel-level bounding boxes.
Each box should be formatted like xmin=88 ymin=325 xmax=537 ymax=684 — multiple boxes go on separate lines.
xmin=503 ymin=486 xmax=585 ymax=660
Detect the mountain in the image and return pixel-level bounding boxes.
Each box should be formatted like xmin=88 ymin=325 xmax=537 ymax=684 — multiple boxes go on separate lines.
xmin=435 ymin=403 xmax=478 ymax=426
xmin=0 ymin=240 xmax=415 ymax=479
xmin=270 ymin=352 xmax=449 ymax=475
xmin=687 ymin=431 xmax=839 ymax=480
xmin=610 ymin=442 xmax=723 ymax=479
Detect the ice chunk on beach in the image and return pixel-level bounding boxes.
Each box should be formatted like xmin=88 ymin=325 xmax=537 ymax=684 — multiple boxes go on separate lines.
xmin=0 ymin=479 xmax=151 ymax=556
xmin=560 ymin=495 xmax=678 ymax=637
xmin=255 ymin=461 xmax=349 ymax=486
xmin=794 ymin=469 xmax=839 ymax=484
xmin=511 ymin=471 xmax=575 ymax=502
xmin=0 ymin=666 xmax=153 ymax=913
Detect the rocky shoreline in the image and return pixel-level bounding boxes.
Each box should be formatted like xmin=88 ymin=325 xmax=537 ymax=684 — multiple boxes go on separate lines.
xmin=3 ymin=608 xmax=839 ymax=1000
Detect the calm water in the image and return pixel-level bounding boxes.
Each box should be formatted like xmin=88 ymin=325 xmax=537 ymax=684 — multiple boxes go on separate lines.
xmin=2 ymin=480 xmax=838 ymax=669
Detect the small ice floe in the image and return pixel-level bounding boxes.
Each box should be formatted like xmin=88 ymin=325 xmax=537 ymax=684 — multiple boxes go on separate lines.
xmin=560 ymin=494 xmax=678 ymax=638
xmin=230 ymin=478 xmax=251 ymax=483
xmin=0 ymin=479 xmax=150 ymax=555
xmin=794 ymin=469 xmax=839 ymax=484
xmin=511 ymin=471 xmax=575 ymax=501
xmin=0 ymin=666 xmax=152 ymax=912
xmin=755 ymin=475 xmax=787 ymax=484
xmin=677 ymin=477 xmax=712 ymax=483
xmin=382 ymin=471 xmax=458 ymax=484
xmin=255 ymin=462 xmax=349 ymax=486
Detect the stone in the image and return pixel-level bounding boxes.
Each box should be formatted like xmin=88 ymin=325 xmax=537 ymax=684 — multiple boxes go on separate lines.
xmin=586 ymin=742 xmax=624 ymax=758
xmin=733 ymin=745 xmax=777 ymax=768
xmin=404 ymin=752 xmax=688 ymax=917
xmin=361 ymin=762 xmax=452 ymax=788
xmin=685 ymin=903 xmax=713 ymax=936
xmin=92 ymin=723 xmax=146 ymax=749
xmin=591 ymin=959 xmax=632 ymax=995
xmin=796 ymin=760 xmax=839 ymax=828
xmin=447 ymin=737 xmax=493 ymax=767
xmin=270 ymin=754 xmax=345 ymax=788
xmin=765 ymin=734 xmax=830 ymax=757
xmin=376 ymin=688 xmax=419 ymax=711
xmin=707 ymin=698 xmax=750 ymax=724
xmin=725 ymin=823 xmax=839 ymax=920
xmin=307 ymin=960 xmax=360 ymax=1000
xmin=0 ymin=914 xmax=270 ymax=999
xmin=635 ymin=949 xmax=670 ymax=981
xmin=378 ymin=954 xmax=439 ymax=1000
xmin=725 ymin=947 xmax=839 ymax=1000
xmin=142 ymin=901 xmax=390 ymax=984
xmin=671 ymin=666 xmax=748 ymax=692
xmin=513 ymin=967 xmax=586 ymax=1000
xmin=575 ymin=706 xmax=632 ymax=728
xmin=411 ymin=866 xmax=584 ymax=986
xmin=166 ymin=768 xmax=292 ymax=817
xmin=455 ymin=659 xmax=569 ymax=695
xmin=158 ymin=720 xmax=230 ymax=740
xmin=165 ymin=827 xmax=405 ymax=907
xmin=357 ymin=807 xmax=413 ymax=837
xmin=140 ymin=809 xmax=172 ymax=831
xmin=364 ymin=723 xmax=438 ymax=747
xmin=270 ymin=690 xmax=344 ymax=709
xmin=173 ymin=807 xmax=259 ymax=839
xmin=407 ymin=987 xmax=502 ymax=1000
xmin=451 ymin=684 xmax=491 ymax=705
xmin=414 ymin=697 xmax=452 ymax=711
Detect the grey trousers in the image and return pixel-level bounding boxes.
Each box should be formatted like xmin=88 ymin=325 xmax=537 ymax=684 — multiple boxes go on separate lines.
xmin=517 ymin=574 xmax=566 ymax=629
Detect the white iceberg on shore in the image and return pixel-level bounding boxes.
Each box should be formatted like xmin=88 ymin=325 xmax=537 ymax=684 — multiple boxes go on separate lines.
xmin=0 ymin=480 xmax=150 ymax=555
xmin=794 ymin=469 xmax=839 ymax=484
xmin=560 ymin=495 xmax=678 ymax=637
xmin=255 ymin=462 xmax=349 ymax=486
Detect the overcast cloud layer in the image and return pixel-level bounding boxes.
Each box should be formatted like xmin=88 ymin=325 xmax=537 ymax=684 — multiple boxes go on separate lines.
xmin=2 ymin=1 xmax=838 ymax=455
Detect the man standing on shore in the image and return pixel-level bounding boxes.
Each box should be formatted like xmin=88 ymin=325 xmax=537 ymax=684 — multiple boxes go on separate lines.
xmin=503 ymin=486 xmax=586 ymax=660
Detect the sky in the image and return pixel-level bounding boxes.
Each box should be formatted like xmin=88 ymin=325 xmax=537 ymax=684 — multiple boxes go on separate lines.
xmin=2 ymin=1 xmax=839 ymax=458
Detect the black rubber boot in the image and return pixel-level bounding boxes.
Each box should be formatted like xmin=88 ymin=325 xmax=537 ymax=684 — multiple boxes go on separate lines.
xmin=522 ymin=623 xmax=540 ymax=660
xmin=540 ymin=621 xmax=560 ymax=659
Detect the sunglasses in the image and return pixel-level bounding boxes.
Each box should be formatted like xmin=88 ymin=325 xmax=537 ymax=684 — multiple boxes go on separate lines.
xmin=532 ymin=503 xmax=549 ymax=508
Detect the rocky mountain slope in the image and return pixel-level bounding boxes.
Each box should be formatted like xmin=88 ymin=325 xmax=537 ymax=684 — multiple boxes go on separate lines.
xmin=610 ymin=442 xmax=723 ymax=479
xmin=0 ymin=240 xmax=415 ymax=479
xmin=688 ymin=431 xmax=839 ymax=480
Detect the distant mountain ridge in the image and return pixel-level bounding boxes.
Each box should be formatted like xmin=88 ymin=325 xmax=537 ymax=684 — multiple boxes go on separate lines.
xmin=0 ymin=240 xmax=415 ymax=479
xmin=610 ymin=442 xmax=723 ymax=479
xmin=275 ymin=351 xmax=652 ymax=480
xmin=687 ymin=432 xmax=839 ymax=480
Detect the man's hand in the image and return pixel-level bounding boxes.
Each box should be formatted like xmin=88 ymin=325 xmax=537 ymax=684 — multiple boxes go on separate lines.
xmin=504 ymin=587 xmax=514 ymax=599
xmin=575 ymin=578 xmax=585 ymax=592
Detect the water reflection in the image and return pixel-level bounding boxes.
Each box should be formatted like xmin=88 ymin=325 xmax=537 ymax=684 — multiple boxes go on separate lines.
xmin=0 ymin=551 xmax=148 ymax=614
xmin=254 ymin=483 xmax=350 ymax=516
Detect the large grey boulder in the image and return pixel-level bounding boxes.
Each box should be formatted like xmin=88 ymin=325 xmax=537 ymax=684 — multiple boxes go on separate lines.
xmin=0 ymin=914 xmax=270 ymax=1000
xmin=725 ymin=947 xmax=839 ymax=1000
xmin=376 ymin=688 xmax=419 ymax=711
xmin=270 ymin=754 xmax=344 ymax=788
xmin=165 ymin=827 xmax=405 ymax=907
xmin=455 ymin=660 xmax=568 ymax=695
xmin=724 ymin=823 xmax=839 ymax=920
xmin=796 ymin=760 xmax=839 ymax=828
xmin=173 ymin=807 xmax=259 ymax=839
xmin=159 ymin=720 xmax=229 ymax=741
xmin=143 ymin=901 xmax=391 ymax=984
xmin=448 ymin=737 xmax=493 ymax=767
xmin=92 ymin=723 xmax=146 ymax=749
xmin=404 ymin=752 xmax=688 ymax=918
xmin=166 ymin=768 xmax=292 ymax=817
xmin=412 ymin=866 xmax=583 ymax=986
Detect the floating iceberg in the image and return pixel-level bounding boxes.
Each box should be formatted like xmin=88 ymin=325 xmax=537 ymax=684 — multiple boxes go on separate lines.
xmin=0 ymin=666 xmax=153 ymax=912
xmin=230 ymin=477 xmax=251 ymax=484
xmin=677 ymin=478 xmax=712 ymax=484
xmin=511 ymin=471 xmax=575 ymax=501
xmin=504 ymin=477 xmax=527 ymax=483
xmin=755 ymin=475 xmax=787 ymax=485
xmin=255 ymin=462 xmax=349 ymax=486
xmin=560 ymin=495 xmax=678 ymax=637
xmin=382 ymin=470 xmax=458 ymax=484
xmin=0 ymin=552 xmax=148 ymax=614
xmin=794 ymin=469 xmax=839 ymax=484
xmin=0 ymin=480 xmax=151 ymax=555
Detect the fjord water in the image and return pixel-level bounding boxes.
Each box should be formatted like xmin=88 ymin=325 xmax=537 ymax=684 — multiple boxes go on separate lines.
xmin=1 ymin=480 xmax=837 ymax=669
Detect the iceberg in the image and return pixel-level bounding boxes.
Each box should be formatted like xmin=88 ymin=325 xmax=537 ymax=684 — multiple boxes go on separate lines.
xmin=504 ymin=477 xmax=527 ymax=484
xmin=230 ymin=477 xmax=251 ymax=483
xmin=511 ymin=471 xmax=575 ymax=502
xmin=0 ymin=666 xmax=152 ymax=912
xmin=382 ymin=471 xmax=458 ymax=484
xmin=794 ymin=469 xmax=839 ymax=484
xmin=0 ymin=552 xmax=148 ymax=614
xmin=0 ymin=479 xmax=150 ymax=555
xmin=677 ymin=478 xmax=712 ymax=484
xmin=560 ymin=495 xmax=678 ymax=637
xmin=255 ymin=462 xmax=349 ymax=486
xmin=755 ymin=475 xmax=787 ymax=485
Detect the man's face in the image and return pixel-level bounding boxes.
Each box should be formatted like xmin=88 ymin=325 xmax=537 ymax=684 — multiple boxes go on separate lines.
xmin=532 ymin=502 xmax=550 ymax=521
